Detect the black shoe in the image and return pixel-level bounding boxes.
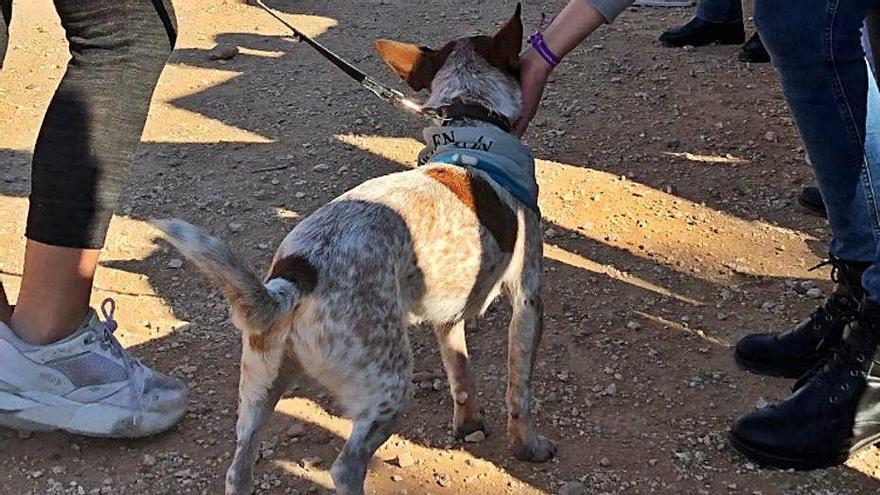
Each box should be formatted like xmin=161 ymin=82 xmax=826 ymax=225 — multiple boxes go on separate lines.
xmin=734 ymin=257 xmax=869 ymax=378
xmin=738 ymin=33 xmax=770 ymax=63
xmin=730 ymin=300 xmax=880 ymax=470
xmin=659 ymin=17 xmax=745 ymax=48
xmin=798 ymin=186 xmax=828 ymax=218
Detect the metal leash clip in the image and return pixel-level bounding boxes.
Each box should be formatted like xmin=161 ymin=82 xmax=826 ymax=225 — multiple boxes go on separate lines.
xmin=255 ymin=0 xmax=440 ymax=122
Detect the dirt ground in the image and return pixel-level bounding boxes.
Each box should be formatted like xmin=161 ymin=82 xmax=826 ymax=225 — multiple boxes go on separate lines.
xmin=1 ymin=0 xmax=879 ymax=494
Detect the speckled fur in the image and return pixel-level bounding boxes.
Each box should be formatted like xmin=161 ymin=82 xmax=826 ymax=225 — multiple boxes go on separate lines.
xmin=155 ymin=17 xmax=553 ymax=495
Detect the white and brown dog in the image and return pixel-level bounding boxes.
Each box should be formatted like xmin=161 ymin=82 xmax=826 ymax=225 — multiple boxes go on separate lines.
xmin=155 ymin=5 xmax=554 ymax=494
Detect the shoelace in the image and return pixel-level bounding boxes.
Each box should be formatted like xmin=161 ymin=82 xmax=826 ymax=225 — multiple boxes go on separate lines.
xmin=97 ymin=298 xmax=141 ymax=373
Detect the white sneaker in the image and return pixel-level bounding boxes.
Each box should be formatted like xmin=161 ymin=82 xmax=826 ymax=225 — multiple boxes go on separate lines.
xmin=0 ymin=299 xmax=188 ymax=438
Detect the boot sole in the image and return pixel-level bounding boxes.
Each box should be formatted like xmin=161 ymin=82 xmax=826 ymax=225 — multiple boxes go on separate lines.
xmin=797 ymin=195 xmax=828 ymax=218
xmin=728 ymin=429 xmax=880 ymax=470
xmin=733 ymin=350 xmax=812 ymax=379
xmin=0 ymin=389 xmax=186 ymax=438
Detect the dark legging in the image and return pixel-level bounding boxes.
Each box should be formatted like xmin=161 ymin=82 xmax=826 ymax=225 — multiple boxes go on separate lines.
xmin=0 ymin=0 xmax=176 ymax=249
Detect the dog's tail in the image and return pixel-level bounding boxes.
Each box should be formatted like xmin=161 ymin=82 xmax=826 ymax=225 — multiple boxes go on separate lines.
xmin=152 ymin=218 xmax=312 ymax=338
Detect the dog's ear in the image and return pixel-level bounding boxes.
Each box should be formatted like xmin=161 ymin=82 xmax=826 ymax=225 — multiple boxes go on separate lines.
xmin=374 ymin=39 xmax=443 ymax=92
xmin=489 ymin=3 xmax=523 ymax=73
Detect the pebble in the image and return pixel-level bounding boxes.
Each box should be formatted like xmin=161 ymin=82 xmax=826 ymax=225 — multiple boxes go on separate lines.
xmin=395 ymin=452 xmax=415 ymax=468
xmin=764 ymin=131 xmax=778 ymax=142
xmin=756 ymin=397 xmax=769 ymax=409
xmin=208 ymin=44 xmax=239 ymax=60
xmin=806 ymin=287 xmax=823 ymax=299
xmin=229 ymin=222 xmax=244 ymax=233
xmin=559 ymin=481 xmax=588 ymax=495
xmin=603 ymin=383 xmax=618 ymax=396
xmin=167 ymin=258 xmax=183 ymax=269
xmin=544 ymin=227 xmax=560 ymax=238
xmin=312 ymin=164 xmax=330 ymax=172
xmin=599 ymin=457 xmax=612 ymax=467
xmin=625 ymin=320 xmax=641 ymax=330
xmin=464 ymin=430 xmax=486 ymax=443
xmin=142 ymin=454 xmax=157 ymax=467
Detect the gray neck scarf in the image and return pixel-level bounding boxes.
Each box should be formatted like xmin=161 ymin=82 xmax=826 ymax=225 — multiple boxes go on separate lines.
xmin=417 ymin=125 xmax=539 ymax=213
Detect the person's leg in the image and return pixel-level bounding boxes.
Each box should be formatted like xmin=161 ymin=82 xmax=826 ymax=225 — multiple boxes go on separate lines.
xmin=0 ymin=0 xmax=12 ymax=325
xmin=730 ymin=0 xmax=880 ymax=470
xmin=695 ymin=0 xmax=743 ymax=24
xmin=659 ymin=0 xmax=745 ymax=47
xmin=9 ymin=0 xmax=177 ymax=345
xmin=0 ymin=0 xmax=186 ymax=438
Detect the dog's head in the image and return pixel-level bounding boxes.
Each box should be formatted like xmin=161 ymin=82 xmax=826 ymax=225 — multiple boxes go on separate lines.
xmin=374 ymin=4 xmax=523 ymax=123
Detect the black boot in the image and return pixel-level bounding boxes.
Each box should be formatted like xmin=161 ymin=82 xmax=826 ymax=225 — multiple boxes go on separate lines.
xmin=729 ymin=300 xmax=880 ymax=470
xmin=738 ymin=33 xmax=770 ymax=63
xmin=798 ymin=186 xmax=828 ymax=218
xmin=659 ymin=17 xmax=745 ymax=48
xmin=735 ymin=257 xmax=869 ymax=378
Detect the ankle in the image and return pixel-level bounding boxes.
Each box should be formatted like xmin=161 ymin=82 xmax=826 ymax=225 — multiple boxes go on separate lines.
xmin=10 ymin=305 xmax=88 ymax=346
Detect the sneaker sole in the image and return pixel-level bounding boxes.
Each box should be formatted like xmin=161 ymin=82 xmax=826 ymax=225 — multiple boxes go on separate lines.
xmin=728 ymin=429 xmax=880 ymax=470
xmin=733 ymin=350 xmax=812 ymax=379
xmin=0 ymin=389 xmax=186 ymax=438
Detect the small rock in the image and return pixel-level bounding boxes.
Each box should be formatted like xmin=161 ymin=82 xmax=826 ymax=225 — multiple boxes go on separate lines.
xmin=3 ymin=175 xmax=16 ymax=183
xmin=603 ymin=383 xmax=618 ymax=396
xmin=625 ymin=320 xmax=641 ymax=330
xmin=559 ymin=481 xmax=588 ymax=495
xmin=312 ymin=164 xmax=330 ymax=172
xmin=764 ymin=131 xmax=778 ymax=142
xmin=756 ymin=397 xmax=769 ymax=409
xmin=806 ymin=287 xmax=823 ymax=299
xmin=464 ymin=431 xmax=486 ymax=443
xmin=167 ymin=258 xmax=183 ymax=269
xmin=142 ymin=454 xmax=157 ymax=467
xmin=395 ymin=452 xmax=415 ymax=468
xmin=287 ymin=422 xmax=306 ymax=438
xmin=51 ymin=465 xmax=66 ymax=475
xmin=229 ymin=222 xmax=243 ymax=233
xmin=391 ymin=475 xmax=403 ymax=482
xmin=599 ymin=457 xmax=612 ymax=467
xmin=294 ymin=192 xmax=307 ymax=199
xmin=208 ymin=44 xmax=239 ymax=60
xmin=544 ymin=227 xmax=560 ymax=238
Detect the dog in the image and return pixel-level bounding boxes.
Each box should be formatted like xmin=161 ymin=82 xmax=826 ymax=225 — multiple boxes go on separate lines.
xmin=155 ymin=5 xmax=554 ymax=494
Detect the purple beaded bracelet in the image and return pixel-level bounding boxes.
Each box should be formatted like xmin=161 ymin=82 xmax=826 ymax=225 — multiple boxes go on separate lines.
xmin=527 ymin=31 xmax=560 ymax=68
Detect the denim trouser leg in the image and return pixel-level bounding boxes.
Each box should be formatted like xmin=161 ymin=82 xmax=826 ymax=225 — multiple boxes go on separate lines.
xmin=696 ymin=0 xmax=743 ymax=24
xmin=757 ymin=0 xmax=880 ymax=296
xmin=861 ymin=67 xmax=880 ymax=298
xmin=0 ymin=0 xmax=9 ymax=68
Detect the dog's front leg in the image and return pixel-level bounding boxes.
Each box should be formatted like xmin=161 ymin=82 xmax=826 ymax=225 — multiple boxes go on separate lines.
xmin=226 ymin=345 xmax=294 ymax=495
xmin=504 ymin=242 xmax=557 ymax=463
xmin=433 ymin=320 xmax=486 ymax=439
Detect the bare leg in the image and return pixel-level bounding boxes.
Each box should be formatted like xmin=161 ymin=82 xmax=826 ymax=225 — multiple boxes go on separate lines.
xmin=0 ymin=281 xmax=11 ymax=325
xmin=226 ymin=345 xmax=294 ymax=495
xmin=433 ymin=320 xmax=486 ymax=439
xmin=10 ymin=240 xmax=99 ymax=345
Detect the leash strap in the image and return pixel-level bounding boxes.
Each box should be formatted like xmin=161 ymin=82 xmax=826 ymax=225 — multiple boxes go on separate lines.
xmin=254 ymin=0 xmax=435 ymax=118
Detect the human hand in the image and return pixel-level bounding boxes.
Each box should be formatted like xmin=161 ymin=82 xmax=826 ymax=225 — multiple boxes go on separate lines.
xmin=513 ymin=49 xmax=554 ymax=137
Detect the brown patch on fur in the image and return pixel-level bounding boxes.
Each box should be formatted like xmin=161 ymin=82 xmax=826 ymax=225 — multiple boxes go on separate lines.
xmin=243 ymin=256 xmax=317 ymax=353
xmin=248 ymin=309 xmax=298 ymax=353
xmin=266 ymin=255 xmax=318 ymax=293
xmin=424 ymin=168 xmax=517 ymax=252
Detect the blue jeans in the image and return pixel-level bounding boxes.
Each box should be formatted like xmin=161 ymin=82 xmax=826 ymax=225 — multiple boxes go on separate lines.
xmin=757 ymin=0 xmax=880 ymax=299
xmin=696 ymin=0 xmax=743 ymax=24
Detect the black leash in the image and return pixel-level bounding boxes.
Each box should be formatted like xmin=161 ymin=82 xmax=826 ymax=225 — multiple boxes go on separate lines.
xmin=254 ymin=0 xmax=437 ymax=119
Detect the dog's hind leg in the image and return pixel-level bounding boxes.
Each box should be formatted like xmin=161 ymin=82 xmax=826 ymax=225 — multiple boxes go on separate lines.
xmin=503 ymin=225 xmax=557 ymax=463
xmin=433 ymin=320 xmax=486 ymax=439
xmin=329 ymin=314 xmax=412 ymax=495
xmin=330 ymin=412 xmax=400 ymax=495
xmin=225 ymin=345 xmax=295 ymax=495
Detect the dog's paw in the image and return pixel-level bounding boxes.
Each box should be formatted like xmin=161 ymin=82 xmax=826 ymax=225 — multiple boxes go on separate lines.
xmin=453 ymin=411 xmax=488 ymax=440
xmin=513 ymin=435 xmax=557 ymax=463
